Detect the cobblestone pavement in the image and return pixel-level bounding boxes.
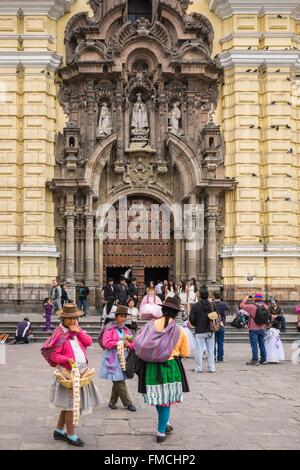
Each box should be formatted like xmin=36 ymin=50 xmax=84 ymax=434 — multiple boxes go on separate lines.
xmin=1 ymin=342 xmax=300 ymax=450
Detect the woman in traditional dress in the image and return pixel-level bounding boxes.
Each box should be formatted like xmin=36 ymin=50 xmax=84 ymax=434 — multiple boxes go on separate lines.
xmin=135 ymin=297 xmax=190 ymax=443
xmin=42 ymin=303 xmax=101 ymax=447
xmin=139 ymin=281 xmax=163 ymax=320
xmin=99 ymin=305 xmax=137 ymax=412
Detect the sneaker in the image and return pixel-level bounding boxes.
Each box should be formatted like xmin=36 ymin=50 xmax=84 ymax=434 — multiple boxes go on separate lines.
xmin=208 ymin=369 xmax=216 ymax=373
xmin=246 ymin=360 xmax=259 ymax=366
xmin=127 ymin=404 xmax=137 ymax=412
xmin=259 ymin=360 xmax=268 ymax=365
xmin=166 ymin=424 xmax=173 ymax=434
xmin=156 ymin=435 xmax=167 ymax=443
xmin=108 ymin=402 xmax=117 ymax=410
xmin=193 ymin=369 xmax=202 ymax=373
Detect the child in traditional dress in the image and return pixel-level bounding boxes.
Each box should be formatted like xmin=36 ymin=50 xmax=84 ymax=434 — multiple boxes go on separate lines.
xmin=265 ymin=321 xmax=285 ymax=364
xmin=41 ymin=303 xmax=101 ymax=447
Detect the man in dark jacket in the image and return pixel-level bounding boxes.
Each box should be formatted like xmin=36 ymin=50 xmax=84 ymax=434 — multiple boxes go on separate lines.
xmin=103 ymin=278 xmax=116 ymax=316
xmin=77 ymin=280 xmax=89 ymax=316
xmin=189 ymin=288 xmax=216 ymax=373
xmin=115 ymin=276 xmax=129 ymax=306
xmin=128 ymin=277 xmax=139 ymax=307
xmin=213 ymin=291 xmax=229 ymax=362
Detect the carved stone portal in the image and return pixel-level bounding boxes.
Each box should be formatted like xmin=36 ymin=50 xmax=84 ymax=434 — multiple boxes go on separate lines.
xmin=50 ymin=0 xmax=237 ymax=309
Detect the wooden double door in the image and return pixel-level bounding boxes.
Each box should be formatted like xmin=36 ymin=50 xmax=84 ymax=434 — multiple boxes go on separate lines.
xmin=103 ymin=196 xmax=174 ymax=287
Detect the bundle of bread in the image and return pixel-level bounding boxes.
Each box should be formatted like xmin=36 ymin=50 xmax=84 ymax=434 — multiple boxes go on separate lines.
xmin=116 ymin=340 xmax=126 ymax=371
xmin=71 ymin=364 xmax=81 ymax=426
xmin=53 ymin=367 xmax=95 ymax=388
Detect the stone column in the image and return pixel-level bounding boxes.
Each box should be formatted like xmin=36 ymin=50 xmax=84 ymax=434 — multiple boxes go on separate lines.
xmin=186 ymin=193 xmax=197 ymax=279
xmin=206 ymin=213 xmax=218 ymax=282
xmin=65 ymin=213 xmax=75 ymax=283
xmin=174 ymin=229 xmax=181 ymax=282
xmin=206 ymin=189 xmax=219 ymax=283
xmin=84 ymin=214 xmax=94 ymax=282
xmin=85 ymin=194 xmax=94 ymax=282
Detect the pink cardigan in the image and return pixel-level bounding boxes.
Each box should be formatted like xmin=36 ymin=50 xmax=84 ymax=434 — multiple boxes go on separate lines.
xmin=49 ymin=329 xmax=92 ymax=370
xmin=102 ymin=326 xmax=135 ymax=350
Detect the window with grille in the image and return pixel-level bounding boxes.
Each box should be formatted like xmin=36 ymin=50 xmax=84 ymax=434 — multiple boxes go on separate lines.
xmin=128 ymin=0 xmax=152 ymax=22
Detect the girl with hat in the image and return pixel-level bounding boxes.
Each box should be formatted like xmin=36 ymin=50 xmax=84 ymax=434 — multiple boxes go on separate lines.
xmin=99 ymin=305 xmax=137 ymax=412
xmin=42 ymin=303 xmax=101 ymax=447
xmin=135 ymin=297 xmax=190 ymax=443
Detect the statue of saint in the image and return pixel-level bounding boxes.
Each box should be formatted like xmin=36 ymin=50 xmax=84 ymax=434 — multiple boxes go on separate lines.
xmin=168 ymin=101 xmax=183 ymax=136
xmin=96 ymin=102 xmax=112 ymax=139
xmin=131 ymin=93 xmax=149 ymax=140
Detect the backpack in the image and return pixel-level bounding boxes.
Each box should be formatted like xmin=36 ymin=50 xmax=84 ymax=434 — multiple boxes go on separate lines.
xmin=41 ymin=328 xmax=69 ymax=367
xmin=254 ymin=304 xmax=270 ymax=325
xmin=61 ymin=287 xmax=69 ymax=301
xmin=134 ymin=320 xmax=181 ymax=363
xmin=208 ymin=302 xmax=222 ymax=333
xmin=125 ymin=349 xmax=140 ymax=379
xmin=231 ymin=317 xmax=244 ymax=329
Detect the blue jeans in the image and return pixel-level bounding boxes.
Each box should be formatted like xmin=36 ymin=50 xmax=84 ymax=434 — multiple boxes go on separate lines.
xmin=249 ymin=329 xmax=266 ymax=362
xmin=77 ymin=298 xmax=88 ymax=315
xmin=194 ymin=333 xmax=215 ymax=372
xmin=214 ymin=327 xmax=225 ymax=361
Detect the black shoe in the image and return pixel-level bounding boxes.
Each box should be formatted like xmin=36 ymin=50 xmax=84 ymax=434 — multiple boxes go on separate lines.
xmin=67 ymin=436 xmax=85 ymax=447
xmin=156 ymin=435 xmax=167 ymax=443
xmin=109 ymin=402 xmax=118 ymax=410
xmin=166 ymin=424 xmax=173 ymax=434
xmin=127 ymin=404 xmax=137 ymax=412
xmin=53 ymin=430 xmax=67 ymax=441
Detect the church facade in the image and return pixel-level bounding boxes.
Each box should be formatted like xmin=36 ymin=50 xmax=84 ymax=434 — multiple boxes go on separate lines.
xmin=0 ymin=0 xmax=300 ymax=311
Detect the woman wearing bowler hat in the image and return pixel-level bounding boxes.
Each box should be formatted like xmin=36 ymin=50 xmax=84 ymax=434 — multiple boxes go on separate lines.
xmin=99 ymin=305 xmax=137 ymax=412
xmin=135 ymin=297 xmax=190 ymax=443
xmin=42 ymin=303 xmax=101 ymax=447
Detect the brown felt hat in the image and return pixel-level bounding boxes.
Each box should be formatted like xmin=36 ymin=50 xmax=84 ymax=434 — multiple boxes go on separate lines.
xmin=57 ymin=303 xmax=84 ymax=318
xmin=115 ymin=305 xmax=129 ymax=316
xmin=163 ymin=296 xmax=181 ymax=312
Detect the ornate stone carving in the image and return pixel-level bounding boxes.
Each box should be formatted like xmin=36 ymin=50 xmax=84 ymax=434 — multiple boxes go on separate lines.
xmin=96 ymin=102 xmax=112 ymax=140
xmin=168 ymin=102 xmax=184 ymax=137
xmin=123 ymin=157 xmax=156 ymax=188
xmin=130 ymin=93 xmax=149 ymax=143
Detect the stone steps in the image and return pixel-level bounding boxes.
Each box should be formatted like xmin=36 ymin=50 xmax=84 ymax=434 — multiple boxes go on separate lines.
xmin=1 ymin=320 xmax=299 ymax=343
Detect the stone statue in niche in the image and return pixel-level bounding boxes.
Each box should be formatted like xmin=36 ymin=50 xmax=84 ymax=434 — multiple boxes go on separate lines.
xmin=168 ymin=102 xmax=183 ymax=136
xmin=131 ymin=93 xmax=149 ymax=142
xmin=96 ymin=102 xmax=112 ymax=139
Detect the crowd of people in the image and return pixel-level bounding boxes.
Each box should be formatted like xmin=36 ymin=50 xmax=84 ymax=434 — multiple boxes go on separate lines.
xmin=37 ymin=276 xmax=296 ymax=448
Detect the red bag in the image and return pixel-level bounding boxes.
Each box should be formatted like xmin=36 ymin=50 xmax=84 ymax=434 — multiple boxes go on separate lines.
xmin=41 ymin=327 xmax=69 ymax=367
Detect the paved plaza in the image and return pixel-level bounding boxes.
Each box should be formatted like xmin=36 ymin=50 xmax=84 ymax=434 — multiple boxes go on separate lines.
xmin=1 ymin=341 xmax=300 ymax=451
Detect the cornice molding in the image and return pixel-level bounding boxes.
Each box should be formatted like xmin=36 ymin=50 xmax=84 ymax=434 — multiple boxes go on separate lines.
xmin=0 ymin=0 xmax=77 ymax=20
xmin=207 ymin=1 xmax=300 ymax=19
xmin=0 ymin=51 xmax=62 ymax=69
xmin=220 ymin=32 xmax=300 ymax=45
xmin=218 ymin=50 xmax=300 ymax=69
xmin=221 ymin=244 xmax=300 ymax=258
xmin=0 ymin=244 xmax=59 ymax=258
